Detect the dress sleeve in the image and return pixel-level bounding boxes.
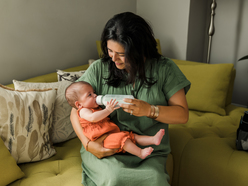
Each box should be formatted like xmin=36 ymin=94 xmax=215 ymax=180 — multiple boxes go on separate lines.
xmin=161 ymin=58 xmax=191 ymax=101
xmin=76 ymin=59 xmax=101 ymax=91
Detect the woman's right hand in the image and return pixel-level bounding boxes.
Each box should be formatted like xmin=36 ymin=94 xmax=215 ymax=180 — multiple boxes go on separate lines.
xmin=87 ymin=134 xmax=118 ymax=159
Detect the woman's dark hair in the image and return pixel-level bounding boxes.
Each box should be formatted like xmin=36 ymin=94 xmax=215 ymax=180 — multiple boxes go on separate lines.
xmin=101 ymin=12 xmax=161 ymax=87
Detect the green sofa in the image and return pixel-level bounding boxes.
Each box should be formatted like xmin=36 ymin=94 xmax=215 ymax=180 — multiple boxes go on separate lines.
xmin=1 ymin=59 xmax=248 ymax=186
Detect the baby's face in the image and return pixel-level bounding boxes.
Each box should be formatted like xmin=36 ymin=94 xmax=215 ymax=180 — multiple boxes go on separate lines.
xmin=77 ymin=84 xmax=98 ymax=109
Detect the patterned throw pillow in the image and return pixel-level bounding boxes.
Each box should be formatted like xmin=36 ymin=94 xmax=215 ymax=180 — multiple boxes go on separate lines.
xmin=13 ymin=80 xmax=76 ymax=143
xmin=57 ymin=69 xmax=86 ymax=82
xmin=0 ymin=84 xmax=56 ymax=163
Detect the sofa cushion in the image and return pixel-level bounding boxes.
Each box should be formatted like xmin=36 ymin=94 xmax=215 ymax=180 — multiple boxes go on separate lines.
xmin=0 ymin=137 xmax=24 ymax=186
xmin=8 ymin=136 xmax=173 ymax=186
xmin=177 ymin=63 xmax=234 ymax=115
xmin=169 ymin=105 xmax=248 ymax=186
xmin=9 ymin=138 xmax=83 ymax=186
xmin=0 ymin=84 xmax=56 ymax=163
xmin=13 ymin=80 xmax=76 ymax=144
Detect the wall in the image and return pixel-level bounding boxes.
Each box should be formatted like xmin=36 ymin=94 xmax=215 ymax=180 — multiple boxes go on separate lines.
xmin=1 ymin=0 xmax=247 ymax=106
xmin=137 ymin=0 xmax=248 ymax=107
xmin=0 ymin=0 xmax=136 ymax=85
xmin=186 ymin=0 xmax=209 ymax=63
xmin=137 ymin=0 xmax=191 ymax=60
xmin=209 ymin=0 xmax=248 ymax=107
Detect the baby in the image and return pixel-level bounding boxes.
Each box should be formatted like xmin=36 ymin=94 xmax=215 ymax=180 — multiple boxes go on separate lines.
xmin=65 ymin=81 xmax=164 ymax=159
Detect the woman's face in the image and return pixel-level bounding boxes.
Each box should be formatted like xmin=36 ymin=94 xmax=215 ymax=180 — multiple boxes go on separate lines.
xmin=107 ymin=40 xmax=126 ymax=70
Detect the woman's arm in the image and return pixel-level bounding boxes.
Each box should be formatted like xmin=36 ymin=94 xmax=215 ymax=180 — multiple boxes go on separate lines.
xmin=120 ymin=88 xmax=189 ymax=124
xmin=70 ymin=108 xmax=90 ymax=145
xmin=70 ymin=108 xmax=118 ymax=158
xmin=156 ymin=88 xmax=189 ymax=124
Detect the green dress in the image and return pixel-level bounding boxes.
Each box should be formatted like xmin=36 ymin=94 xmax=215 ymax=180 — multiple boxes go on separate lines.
xmin=77 ymin=56 xmax=191 ymax=186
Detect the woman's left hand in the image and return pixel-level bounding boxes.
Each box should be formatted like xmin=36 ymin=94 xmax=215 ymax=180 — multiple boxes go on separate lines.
xmin=120 ymin=98 xmax=151 ymax=117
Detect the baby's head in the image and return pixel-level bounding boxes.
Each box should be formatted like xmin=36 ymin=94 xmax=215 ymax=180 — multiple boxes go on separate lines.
xmin=65 ymin=81 xmax=98 ymax=109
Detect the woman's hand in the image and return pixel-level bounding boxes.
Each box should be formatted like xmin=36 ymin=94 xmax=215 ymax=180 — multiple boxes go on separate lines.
xmin=87 ymin=134 xmax=118 ymax=159
xmin=70 ymin=108 xmax=118 ymax=158
xmin=120 ymin=89 xmax=189 ymax=124
xmin=120 ymin=98 xmax=151 ymax=117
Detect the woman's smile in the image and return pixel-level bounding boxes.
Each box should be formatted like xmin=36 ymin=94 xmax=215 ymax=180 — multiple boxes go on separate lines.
xmin=115 ymin=62 xmax=124 ymax=66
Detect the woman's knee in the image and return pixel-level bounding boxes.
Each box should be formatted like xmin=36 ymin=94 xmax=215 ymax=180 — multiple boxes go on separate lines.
xmin=98 ymin=166 xmax=123 ymax=185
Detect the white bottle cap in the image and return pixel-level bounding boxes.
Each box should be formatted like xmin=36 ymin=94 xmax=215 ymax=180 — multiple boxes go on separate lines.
xmin=96 ymin=95 xmax=103 ymax=105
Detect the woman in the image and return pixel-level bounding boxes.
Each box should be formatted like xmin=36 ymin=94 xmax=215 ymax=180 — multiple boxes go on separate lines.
xmin=70 ymin=12 xmax=191 ymax=186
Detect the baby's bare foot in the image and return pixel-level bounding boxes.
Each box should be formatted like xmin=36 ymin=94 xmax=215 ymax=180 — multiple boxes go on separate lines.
xmin=140 ymin=147 xmax=154 ymax=159
xmin=153 ymin=129 xmax=165 ymax=145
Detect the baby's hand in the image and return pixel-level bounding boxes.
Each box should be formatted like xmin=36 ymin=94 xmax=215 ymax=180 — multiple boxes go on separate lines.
xmin=106 ymin=99 xmax=120 ymax=112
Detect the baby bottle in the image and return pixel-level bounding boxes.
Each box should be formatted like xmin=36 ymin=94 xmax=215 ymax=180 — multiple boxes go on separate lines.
xmin=96 ymin=94 xmax=134 ymax=106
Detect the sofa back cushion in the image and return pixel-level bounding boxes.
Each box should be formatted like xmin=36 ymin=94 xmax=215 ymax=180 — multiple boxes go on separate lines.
xmin=5 ymin=64 xmax=89 ymax=89
xmin=176 ymin=62 xmax=234 ymax=115
xmin=173 ymin=59 xmax=235 ymax=107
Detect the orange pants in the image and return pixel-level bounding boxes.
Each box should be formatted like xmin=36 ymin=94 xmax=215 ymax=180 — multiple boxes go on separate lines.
xmin=103 ymin=131 xmax=135 ymax=152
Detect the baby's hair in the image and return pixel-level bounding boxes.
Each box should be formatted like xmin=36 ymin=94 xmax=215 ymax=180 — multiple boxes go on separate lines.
xmin=65 ymin=81 xmax=91 ymax=109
